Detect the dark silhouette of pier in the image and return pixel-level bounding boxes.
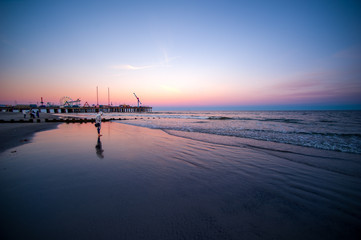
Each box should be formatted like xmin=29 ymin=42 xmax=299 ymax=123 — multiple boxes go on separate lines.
xmin=0 ymin=105 xmax=152 ymax=114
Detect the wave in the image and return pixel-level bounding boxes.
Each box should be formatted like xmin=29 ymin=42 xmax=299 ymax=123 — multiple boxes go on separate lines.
xmin=103 ymin=112 xmax=306 ymax=124
xmin=101 ymin=112 xmax=340 ymax=126
xmin=208 ymin=116 xmax=233 ymax=120
xmin=319 ymin=119 xmax=336 ymax=123
xmin=259 ymin=118 xmax=304 ymax=124
xmin=207 ymin=116 xmax=305 ymax=124
xmin=117 ymin=120 xmax=361 ymax=154
xmin=238 ymin=128 xmax=361 ymax=138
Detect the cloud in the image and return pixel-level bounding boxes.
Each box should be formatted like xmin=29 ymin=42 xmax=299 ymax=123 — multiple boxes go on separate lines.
xmin=267 ymin=69 xmax=361 ymax=104
xmin=159 ymin=49 xmax=180 ymax=67
xmin=160 ymin=55 xmax=180 ymax=67
xmin=274 ymin=78 xmax=322 ymax=91
xmin=109 ymin=64 xmax=153 ymax=70
xmin=271 ymin=71 xmax=332 ymax=93
xmin=109 ymin=49 xmax=180 ymax=71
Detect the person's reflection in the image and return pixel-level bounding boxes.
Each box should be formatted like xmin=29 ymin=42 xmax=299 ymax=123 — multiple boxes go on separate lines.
xmin=95 ymin=136 xmax=104 ymax=159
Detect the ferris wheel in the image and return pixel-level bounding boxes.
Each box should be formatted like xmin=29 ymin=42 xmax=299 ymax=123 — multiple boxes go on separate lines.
xmin=59 ymin=96 xmax=80 ymax=107
xmin=59 ymin=96 xmax=72 ymax=106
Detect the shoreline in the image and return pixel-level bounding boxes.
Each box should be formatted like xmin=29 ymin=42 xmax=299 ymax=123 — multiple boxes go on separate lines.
xmin=0 ymin=123 xmax=61 ymax=153
xmin=2 ymin=111 xmax=360 ymax=158
xmin=0 ymin=112 xmax=61 ymax=153
xmin=0 ymin=111 xmax=126 ymax=154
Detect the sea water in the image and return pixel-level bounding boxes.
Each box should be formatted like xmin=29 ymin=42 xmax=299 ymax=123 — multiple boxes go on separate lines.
xmin=99 ymin=111 xmax=361 ymax=154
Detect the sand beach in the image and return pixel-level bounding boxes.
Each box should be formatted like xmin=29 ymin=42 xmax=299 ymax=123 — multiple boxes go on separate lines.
xmin=0 ymin=114 xmax=360 ymax=240
xmin=0 ymin=112 xmax=60 ymax=153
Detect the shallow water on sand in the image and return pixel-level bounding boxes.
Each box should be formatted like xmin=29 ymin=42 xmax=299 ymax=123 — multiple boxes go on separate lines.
xmin=1 ymin=122 xmax=360 ymax=240
xmin=61 ymin=110 xmax=361 ymax=154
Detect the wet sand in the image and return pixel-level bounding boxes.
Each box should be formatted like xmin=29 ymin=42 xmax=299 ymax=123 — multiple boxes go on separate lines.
xmin=0 ymin=112 xmax=59 ymax=121
xmin=0 ymin=122 xmax=360 ymax=240
xmin=0 ymin=112 xmax=60 ymax=153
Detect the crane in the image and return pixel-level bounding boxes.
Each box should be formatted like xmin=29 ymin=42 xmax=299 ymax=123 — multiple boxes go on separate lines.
xmin=133 ymin=93 xmax=142 ymax=107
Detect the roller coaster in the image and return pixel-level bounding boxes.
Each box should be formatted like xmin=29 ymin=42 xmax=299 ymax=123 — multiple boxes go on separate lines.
xmin=59 ymin=96 xmax=81 ymax=107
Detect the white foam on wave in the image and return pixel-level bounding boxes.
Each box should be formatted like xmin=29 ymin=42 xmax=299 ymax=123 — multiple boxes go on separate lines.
xmin=116 ymin=115 xmax=361 ymax=154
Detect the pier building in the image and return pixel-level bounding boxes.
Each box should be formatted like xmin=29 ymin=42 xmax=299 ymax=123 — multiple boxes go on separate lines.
xmin=0 ymin=105 xmax=152 ymax=113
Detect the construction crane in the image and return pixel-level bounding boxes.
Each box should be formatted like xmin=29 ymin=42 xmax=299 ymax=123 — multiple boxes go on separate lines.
xmin=133 ymin=93 xmax=142 ymax=107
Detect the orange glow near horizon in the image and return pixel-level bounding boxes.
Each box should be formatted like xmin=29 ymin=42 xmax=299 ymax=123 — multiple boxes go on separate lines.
xmin=1 ymin=75 xmax=360 ymax=108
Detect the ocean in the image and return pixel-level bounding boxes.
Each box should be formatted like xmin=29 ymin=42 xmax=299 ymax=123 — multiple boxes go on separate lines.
xmin=95 ymin=110 xmax=361 ymax=154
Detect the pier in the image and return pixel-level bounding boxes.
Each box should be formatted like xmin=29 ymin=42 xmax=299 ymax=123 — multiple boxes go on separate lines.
xmin=0 ymin=105 xmax=152 ymax=113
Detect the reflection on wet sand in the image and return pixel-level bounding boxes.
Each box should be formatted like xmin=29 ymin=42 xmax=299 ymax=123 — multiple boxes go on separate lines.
xmin=95 ymin=136 xmax=104 ymax=159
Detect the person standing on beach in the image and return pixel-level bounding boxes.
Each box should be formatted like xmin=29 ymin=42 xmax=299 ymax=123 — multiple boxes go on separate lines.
xmin=95 ymin=111 xmax=103 ymax=137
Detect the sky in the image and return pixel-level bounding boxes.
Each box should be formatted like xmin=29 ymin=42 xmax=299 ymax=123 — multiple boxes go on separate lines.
xmin=1 ymin=0 xmax=361 ymax=110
